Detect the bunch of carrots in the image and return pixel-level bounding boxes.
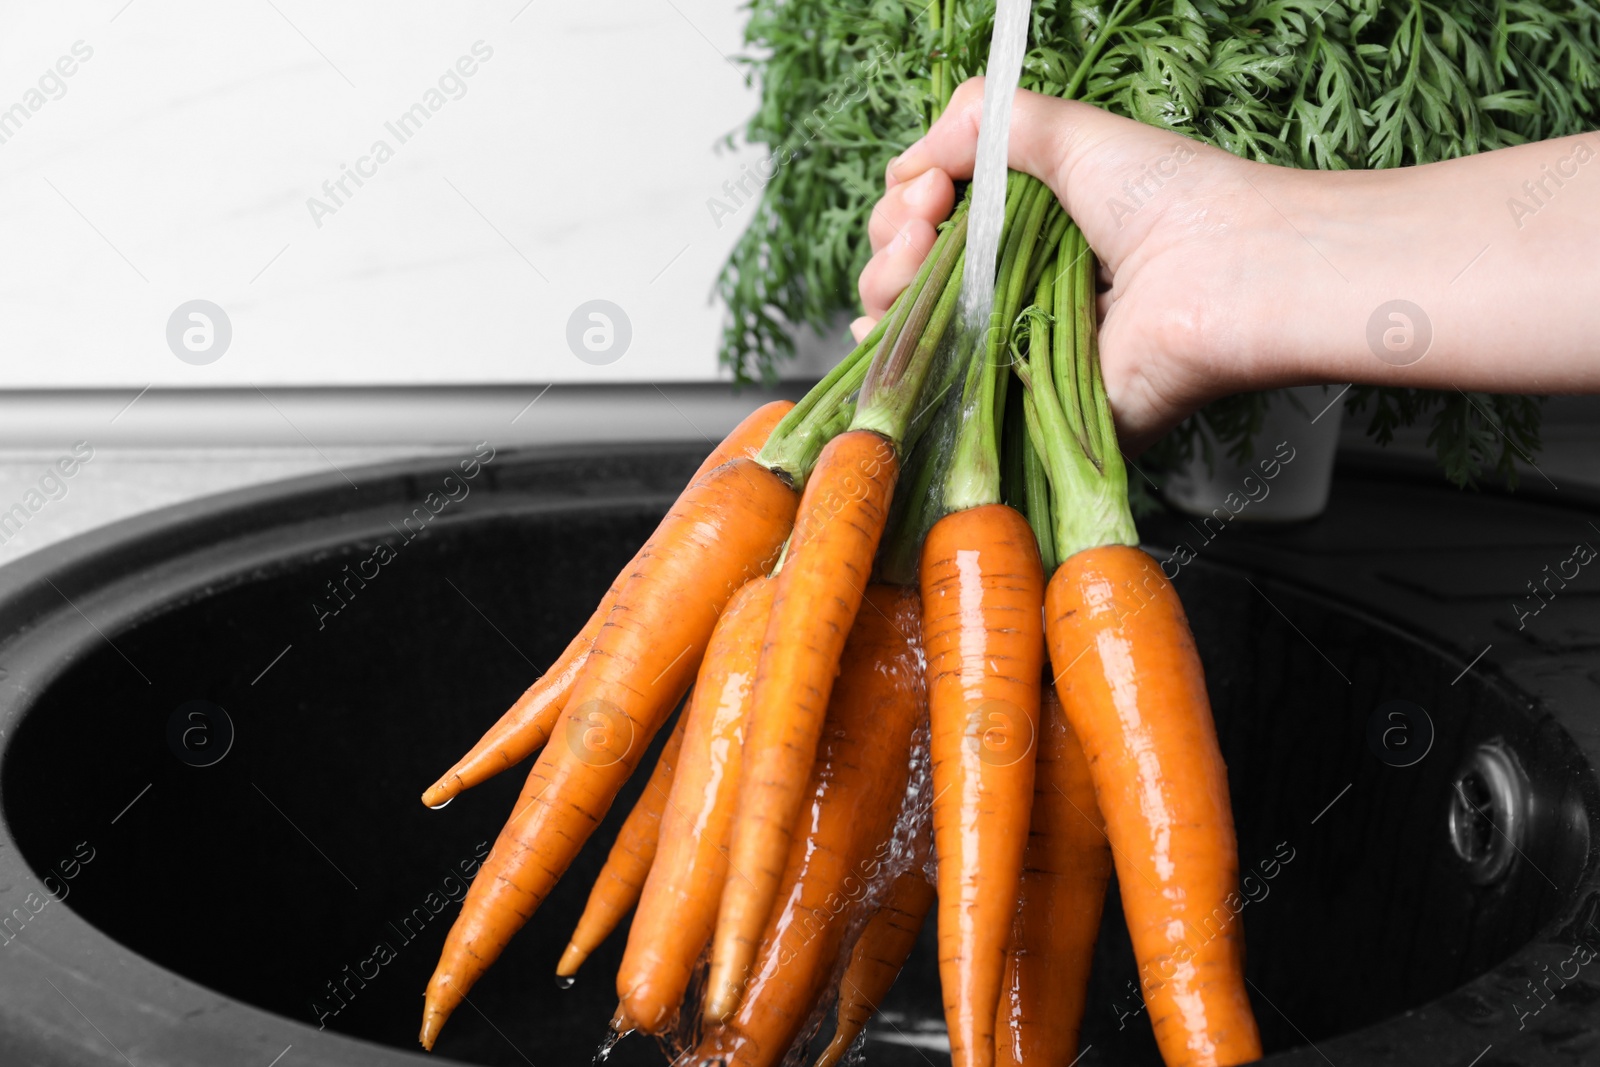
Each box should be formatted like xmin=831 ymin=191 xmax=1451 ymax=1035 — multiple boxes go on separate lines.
xmin=412 ymin=164 xmax=1262 ymax=1067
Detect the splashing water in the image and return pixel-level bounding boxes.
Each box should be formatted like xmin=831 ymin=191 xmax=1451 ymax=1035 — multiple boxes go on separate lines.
xmin=956 ymin=0 xmax=1033 ymax=343
xmin=592 ymin=1025 xmax=625 ymax=1065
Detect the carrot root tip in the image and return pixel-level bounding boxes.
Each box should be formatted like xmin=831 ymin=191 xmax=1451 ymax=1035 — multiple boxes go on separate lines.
xmin=702 ymin=991 xmax=738 ymax=1026
xmin=555 ymin=943 xmax=587 ymax=977
xmin=419 ymin=779 xmax=459 ymax=808
xmin=418 ymin=1013 xmax=444 ymax=1051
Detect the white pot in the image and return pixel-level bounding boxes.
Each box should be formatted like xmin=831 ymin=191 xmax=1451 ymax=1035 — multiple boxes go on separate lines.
xmin=1162 ymin=385 xmax=1345 ymax=523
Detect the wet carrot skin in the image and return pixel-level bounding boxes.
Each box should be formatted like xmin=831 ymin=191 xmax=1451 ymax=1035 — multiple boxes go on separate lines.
xmin=816 ymin=865 xmax=935 ymax=1067
xmin=557 ymin=712 xmax=688 ymax=977
xmin=420 ymin=457 xmax=798 ymax=1050
xmin=618 ymin=575 xmax=776 ymax=1034
xmin=711 ymin=429 xmax=900 ymax=1021
xmin=421 ymin=626 xmax=594 ymax=808
xmin=995 ymin=685 xmax=1111 ymax=1067
xmin=921 ymin=504 xmax=1045 ymax=1067
xmin=1045 ymin=545 xmax=1261 ymax=1067
xmin=421 ymin=400 xmax=794 ymax=808
xmin=698 ymin=586 xmax=924 ymax=1067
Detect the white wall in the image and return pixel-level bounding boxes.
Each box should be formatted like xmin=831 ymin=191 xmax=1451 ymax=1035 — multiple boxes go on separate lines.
xmin=0 ymin=1 xmax=835 ymax=388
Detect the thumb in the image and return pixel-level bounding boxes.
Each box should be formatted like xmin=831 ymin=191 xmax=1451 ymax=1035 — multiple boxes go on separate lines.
xmin=886 ymin=78 xmax=1205 ymax=266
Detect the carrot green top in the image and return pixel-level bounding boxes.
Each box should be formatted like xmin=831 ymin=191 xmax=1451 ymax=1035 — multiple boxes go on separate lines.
xmin=756 ymin=202 xmax=969 ymax=490
xmin=944 ymin=178 xmax=1056 ymax=514
xmin=1018 ymin=224 xmax=1139 ymax=565
xmin=756 ymin=321 xmax=882 ymax=488
xmin=851 ymin=203 xmax=970 ymax=448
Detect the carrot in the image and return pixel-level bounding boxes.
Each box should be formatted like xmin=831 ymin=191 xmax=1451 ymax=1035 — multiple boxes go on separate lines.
xmin=1023 ymin=226 xmax=1260 ymax=1067
xmin=616 ymin=574 xmax=775 ymax=1033
xmin=555 ymin=711 xmax=688 ymax=978
xmin=906 ymin=218 xmax=1051 ymax=1066
xmin=995 ymin=684 xmax=1111 ymax=1067
xmin=707 ymin=428 xmax=899 ymax=1020
xmin=815 ymin=857 xmax=935 ymax=1067
xmin=420 ymin=457 xmax=797 ymax=1050
xmin=695 ymin=586 xmax=924 ymax=1067
xmin=421 ymin=400 xmax=794 ymax=808
xmin=921 ymin=503 xmax=1044 ymax=1067
xmin=1046 ymin=548 xmax=1259 ymax=1067
xmin=703 ymin=203 xmax=971 ymax=1024
xmin=420 ymin=629 xmax=593 ymax=809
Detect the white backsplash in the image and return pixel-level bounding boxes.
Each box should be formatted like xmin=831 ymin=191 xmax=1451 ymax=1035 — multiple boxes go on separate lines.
xmin=0 ymin=1 xmax=846 ymax=388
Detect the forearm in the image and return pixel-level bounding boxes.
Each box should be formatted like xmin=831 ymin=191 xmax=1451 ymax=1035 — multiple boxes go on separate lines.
xmin=1242 ymin=132 xmax=1600 ymax=395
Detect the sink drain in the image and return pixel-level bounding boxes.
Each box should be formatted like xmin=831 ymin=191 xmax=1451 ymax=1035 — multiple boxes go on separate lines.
xmin=1447 ymin=743 xmax=1526 ymax=885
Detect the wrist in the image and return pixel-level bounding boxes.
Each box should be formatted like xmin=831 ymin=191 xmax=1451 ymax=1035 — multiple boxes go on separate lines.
xmin=1224 ymin=162 xmax=1429 ymax=392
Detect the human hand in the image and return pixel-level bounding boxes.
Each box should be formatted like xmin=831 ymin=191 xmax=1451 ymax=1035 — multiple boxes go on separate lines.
xmin=855 ymin=78 xmax=1302 ymax=452
xmin=858 ymin=79 xmax=1600 ymax=454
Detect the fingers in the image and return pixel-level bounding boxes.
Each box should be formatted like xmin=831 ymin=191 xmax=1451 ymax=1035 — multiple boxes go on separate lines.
xmin=887 ymin=79 xmax=1086 ymax=192
xmin=885 ymin=78 xmax=1171 ymax=234
xmin=858 ymin=215 xmax=941 ymax=320
xmin=858 ymin=167 xmax=954 ymax=321
xmin=864 ymin=79 xmax=1129 ymax=319
xmin=867 ymin=168 xmax=955 ymax=253
xmin=850 ymin=316 xmax=875 ymax=344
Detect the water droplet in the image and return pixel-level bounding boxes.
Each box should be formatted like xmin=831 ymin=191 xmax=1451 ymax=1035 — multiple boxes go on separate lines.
xmin=428 ymin=796 xmax=454 ymax=810
xmin=593 ymin=1026 xmax=624 ymax=1064
xmin=555 ymin=974 xmax=575 ymax=990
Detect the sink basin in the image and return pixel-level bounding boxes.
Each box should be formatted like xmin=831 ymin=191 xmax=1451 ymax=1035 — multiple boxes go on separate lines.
xmin=0 ymin=443 xmax=1596 ymax=1066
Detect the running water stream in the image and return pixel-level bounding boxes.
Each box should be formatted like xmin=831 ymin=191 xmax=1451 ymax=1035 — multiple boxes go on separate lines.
xmin=955 ymin=0 xmax=1033 ymax=342
xmin=876 ymin=0 xmax=1035 ymax=584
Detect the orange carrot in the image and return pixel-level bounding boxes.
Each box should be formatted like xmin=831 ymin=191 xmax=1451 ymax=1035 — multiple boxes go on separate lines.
xmin=420 ymin=457 xmax=797 ymax=1049
xmin=995 ymin=684 xmax=1111 ymax=1067
xmin=697 ymin=196 xmax=968 ymax=1022
xmin=1016 ymin=227 xmax=1260 ymax=1067
xmin=1047 ymin=546 xmax=1261 ymax=1067
xmin=420 ymin=400 xmax=793 ymax=808
xmin=921 ymin=503 xmax=1044 ymax=1067
xmin=695 ymin=586 xmax=924 ymax=1067
xmin=815 ymin=856 xmax=935 ymax=1067
xmin=709 ymin=428 xmax=899 ymax=1020
xmin=421 ymin=630 xmax=593 ymax=809
xmin=617 ymin=574 xmax=775 ymax=1033
xmin=555 ymin=711 xmax=688 ymax=978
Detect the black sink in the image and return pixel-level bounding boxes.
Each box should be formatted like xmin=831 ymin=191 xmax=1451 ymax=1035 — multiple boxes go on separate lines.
xmin=0 ymin=443 xmax=1597 ymax=1067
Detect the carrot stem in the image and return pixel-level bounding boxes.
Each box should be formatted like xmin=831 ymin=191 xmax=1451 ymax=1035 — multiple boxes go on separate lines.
xmin=1016 ymin=261 xmax=1058 ymax=575
xmin=1000 ymin=377 xmax=1027 ymax=515
xmin=760 ymin=202 xmax=971 ymax=488
xmin=1022 ymin=409 xmax=1057 ymax=577
xmin=1018 ymin=227 xmax=1137 ymax=562
xmin=1069 ymin=225 xmax=1123 ymax=483
xmin=876 ymin=386 xmax=959 ymax=587
xmin=759 ymin=320 xmax=884 ymax=486
xmin=946 ymin=179 xmax=1053 ymax=514
xmin=945 ymin=352 xmax=1004 ymax=512
xmin=906 ymin=173 xmax=1039 ymax=452
xmin=879 ymin=179 xmax=1057 ymax=583
xmin=1022 ymin=210 xmax=1071 ymax=298
xmin=901 ymin=247 xmax=969 ymax=451
xmin=852 ymin=202 xmax=970 ymax=448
